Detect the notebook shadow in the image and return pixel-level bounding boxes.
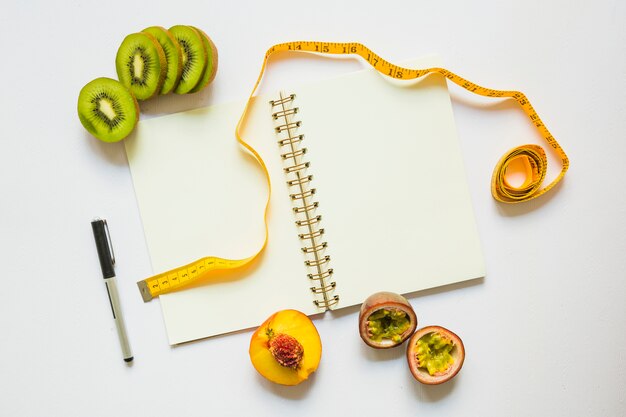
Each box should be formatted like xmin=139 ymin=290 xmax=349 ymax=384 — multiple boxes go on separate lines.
xmin=327 ymin=304 xmax=359 ymax=319
xmin=328 ymin=277 xmax=485 ymax=322
xmin=403 ymin=276 xmax=484 ymax=302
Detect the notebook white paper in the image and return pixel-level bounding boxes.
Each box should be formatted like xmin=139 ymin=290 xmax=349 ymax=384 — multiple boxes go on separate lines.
xmin=125 ymin=56 xmax=485 ymax=344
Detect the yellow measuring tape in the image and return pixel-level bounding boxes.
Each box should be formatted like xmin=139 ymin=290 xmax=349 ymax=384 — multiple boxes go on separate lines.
xmin=137 ymin=41 xmax=569 ymax=302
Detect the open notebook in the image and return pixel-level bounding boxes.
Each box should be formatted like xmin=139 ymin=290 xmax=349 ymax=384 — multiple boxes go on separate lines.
xmin=125 ymin=56 xmax=485 ymax=344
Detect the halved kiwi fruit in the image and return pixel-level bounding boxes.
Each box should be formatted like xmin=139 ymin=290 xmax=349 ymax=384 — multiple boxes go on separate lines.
xmin=168 ymin=25 xmax=208 ymax=94
xmin=115 ymin=32 xmax=167 ymax=100
xmin=188 ymin=27 xmax=218 ymax=93
xmin=77 ymin=77 xmax=139 ymax=142
xmin=141 ymin=26 xmax=183 ymax=95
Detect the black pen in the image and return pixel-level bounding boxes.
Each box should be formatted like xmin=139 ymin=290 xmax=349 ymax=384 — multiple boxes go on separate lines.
xmin=91 ymin=218 xmax=133 ymax=363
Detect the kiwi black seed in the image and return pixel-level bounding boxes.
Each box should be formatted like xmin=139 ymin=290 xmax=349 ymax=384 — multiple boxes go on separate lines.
xmin=168 ymin=25 xmax=208 ymax=94
xmin=77 ymin=77 xmax=139 ymax=142
xmin=188 ymin=27 xmax=218 ymax=93
xmin=142 ymin=26 xmax=183 ymax=95
xmin=115 ymin=32 xmax=167 ymax=100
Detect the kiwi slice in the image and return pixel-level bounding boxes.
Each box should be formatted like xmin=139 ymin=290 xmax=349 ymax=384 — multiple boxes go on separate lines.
xmin=168 ymin=25 xmax=207 ymax=94
xmin=142 ymin=26 xmax=183 ymax=95
xmin=188 ymin=27 xmax=218 ymax=93
xmin=77 ymin=77 xmax=139 ymax=142
xmin=115 ymin=32 xmax=167 ymax=100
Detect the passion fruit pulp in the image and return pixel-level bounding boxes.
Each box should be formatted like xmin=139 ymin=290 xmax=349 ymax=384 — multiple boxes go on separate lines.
xmin=406 ymin=325 xmax=465 ymax=384
xmin=359 ymin=292 xmax=417 ymax=349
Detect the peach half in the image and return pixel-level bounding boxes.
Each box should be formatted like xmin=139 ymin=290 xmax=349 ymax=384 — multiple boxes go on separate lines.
xmin=249 ymin=309 xmax=322 ymax=386
xmin=406 ymin=325 xmax=465 ymax=384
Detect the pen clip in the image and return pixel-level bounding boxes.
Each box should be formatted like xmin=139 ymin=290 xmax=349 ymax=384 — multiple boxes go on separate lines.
xmin=103 ymin=219 xmax=115 ymax=266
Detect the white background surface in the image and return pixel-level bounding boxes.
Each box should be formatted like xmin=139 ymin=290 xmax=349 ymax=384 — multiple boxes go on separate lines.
xmin=1 ymin=1 xmax=624 ymax=416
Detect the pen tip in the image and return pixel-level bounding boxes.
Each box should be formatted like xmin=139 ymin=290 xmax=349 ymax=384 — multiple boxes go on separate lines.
xmin=124 ymin=357 xmax=134 ymax=363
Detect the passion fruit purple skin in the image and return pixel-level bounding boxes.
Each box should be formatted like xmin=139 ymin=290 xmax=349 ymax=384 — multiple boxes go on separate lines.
xmin=358 ymin=291 xmax=418 ymax=349
xmin=406 ymin=325 xmax=465 ymax=385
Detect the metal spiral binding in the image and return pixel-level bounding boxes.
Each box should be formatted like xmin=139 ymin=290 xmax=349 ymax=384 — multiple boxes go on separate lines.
xmin=296 ymin=215 xmax=322 ymax=227
xmin=287 ymin=175 xmax=313 ymax=187
xmin=270 ymin=91 xmax=339 ymax=310
xmin=294 ymin=202 xmax=318 ymax=213
xmin=308 ymin=268 xmax=333 ymax=281
xmin=284 ymin=162 xmax=310 ymax=174
xmin=278 ymin=135 xmax=304 ymax=146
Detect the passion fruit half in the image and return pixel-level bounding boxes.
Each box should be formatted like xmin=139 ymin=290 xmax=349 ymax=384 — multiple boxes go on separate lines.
xmin=358 ymin=291 xmax=418 ymax=349
xmin=406 ymin=325 xmax=465 ymax=384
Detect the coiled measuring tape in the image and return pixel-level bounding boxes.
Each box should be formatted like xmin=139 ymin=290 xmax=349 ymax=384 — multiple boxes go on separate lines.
xmin=137 ymin=41 xmax=569 ymax=302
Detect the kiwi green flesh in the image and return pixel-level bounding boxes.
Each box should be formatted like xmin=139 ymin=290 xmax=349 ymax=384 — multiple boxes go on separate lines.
xmin=188 ymin=28 xmax=216 ymax=93
xmin=367 ymin=308 xmax=411 ymax=343
xmin=169 ymin=25 xmax=207 ymax=94
xmin=78 ymin=78 xmax=138 ymax=143
xmin=142 ymin=27 xmax=182 ymax=95
xmin=115 ymin=33 xmax=165 ymax=100
xmin=415 ymin=332 xmax=455 ymax=376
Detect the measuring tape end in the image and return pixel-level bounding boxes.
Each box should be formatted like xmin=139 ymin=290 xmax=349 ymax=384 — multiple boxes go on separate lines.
xmin=137 ymin=280 xmax=153 ymax=302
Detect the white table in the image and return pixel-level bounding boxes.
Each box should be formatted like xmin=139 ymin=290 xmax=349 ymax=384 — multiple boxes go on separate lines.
xmin=1 ymin=1 xmax=624 ymax=415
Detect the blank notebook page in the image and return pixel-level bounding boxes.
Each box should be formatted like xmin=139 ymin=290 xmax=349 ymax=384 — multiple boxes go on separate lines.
xmin=281 ymin=60 xmax=486 ymax=309
xmin=126 ymin=55 xmax=485 ymax=344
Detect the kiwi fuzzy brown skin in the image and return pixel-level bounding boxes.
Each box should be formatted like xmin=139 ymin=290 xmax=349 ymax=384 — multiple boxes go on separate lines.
xmin=141 ymin=26 xmax=183 ymax=95
xmin=169 ymin=25 xmax=208 ymax=94
xmin=406 ymin=325 xmax=465 ymax=385
xmin=188 ymin=27 xmax=218 ymax=93
xmin=77 ymin=77 xmax=139 ymax=143
xmin=115 ymin=32 xmax=167 ymax=100
xmin=358 ymin=291 xmax=418 ymax=349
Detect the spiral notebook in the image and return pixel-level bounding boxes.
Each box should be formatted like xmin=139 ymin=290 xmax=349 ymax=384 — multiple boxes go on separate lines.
xmin=125 ymin=56 xmax=485 ymax=344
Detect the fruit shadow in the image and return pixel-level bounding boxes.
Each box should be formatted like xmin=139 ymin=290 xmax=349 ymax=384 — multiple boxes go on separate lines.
xmin=360 ymin=341 xmax=407 ymax=362
xmin=138 ymin=82 xmax=216 ymax=117
xmin=407 ymin=370 xmax=459 ymax=402
xmin=84 ymin=131 xmax=128 ymax=167
xmin=254 ymin=369 xmax=317 ymax=400
xmin=328 ymin=305 xmax=408 ymax=362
